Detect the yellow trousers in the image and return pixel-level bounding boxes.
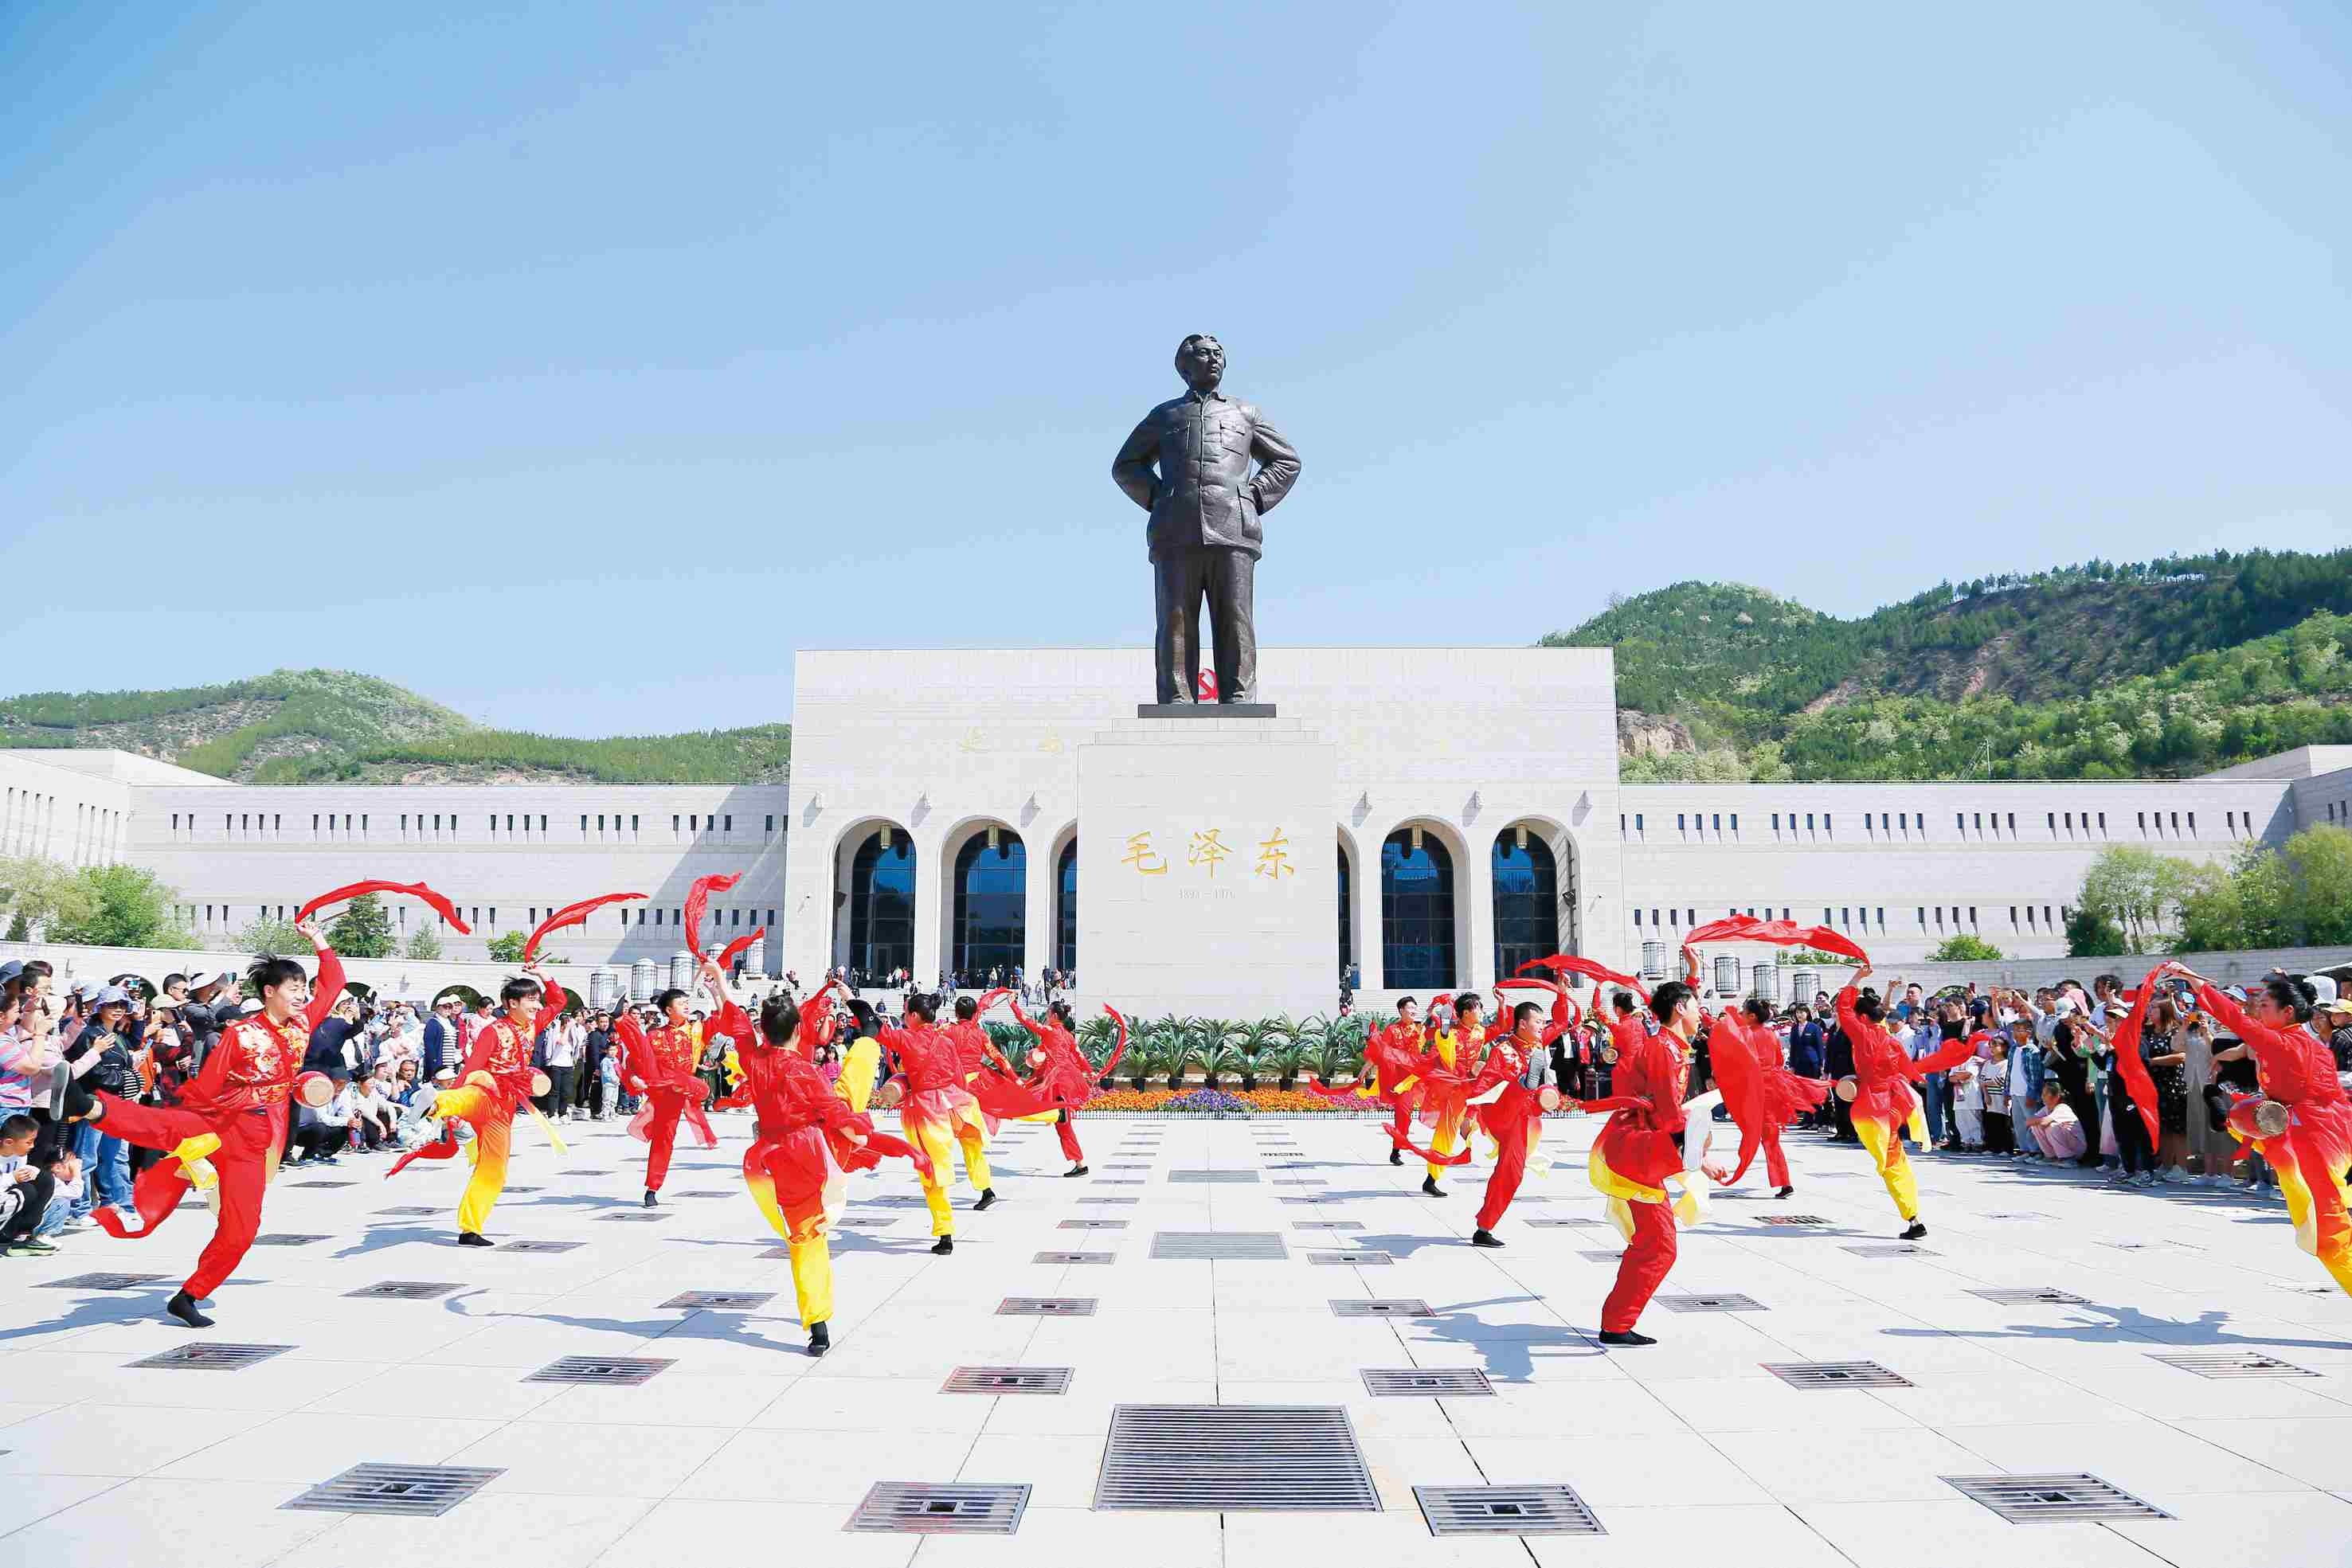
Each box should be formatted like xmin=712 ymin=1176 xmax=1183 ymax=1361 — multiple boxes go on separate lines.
xmin=1428 ymin=1104 xmax=1465 ymax=1182
xmin=436 ymin=1083 xmax=512 ymax=1236
xmin=745 ymin=1161 xmax=836 ymax=1328
xmin=910 ymin=1109 xmax=994 ymax=1238
xmin=1855 ymin=1113 xmax=1920 ymax=1222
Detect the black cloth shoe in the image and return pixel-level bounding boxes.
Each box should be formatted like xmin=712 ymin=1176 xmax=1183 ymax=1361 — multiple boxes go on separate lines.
xmin=457 ymin=1231 xmax=495 ymax=1248
xmin=1596 ymin=1329 xmax=1656 ymax=1347
xmin=972 ymin=1188 xmax=997 ymax=1211
xmin=1388 ymin=1149 xmax=1403 ymax=1166
xmin=1470 ymin=1229 xmax=1504 ymax=1248
xmin=1063 ymin=1165 xmax=1088 ymax=1178
xmin=166 ymin=1290 xmax=213 ymax=1329
xmin=51 ymin=1067 xmax=96 ymax=1124
xmin=1775 ymin=1186 xmax=1795 ymax=1199
xmin=1900 ymin=1220 xmax=1928 ymax=1240
xmin=930 ymin=1235 xmax=954 ymax=1256
xmin=643 ymin=1190 xmax=659 ymax=1208
xmin=1421 ymin=1177 xmax=1445 ymax=1198
xmin=806 ymin=1321 xmax=830 ymax=1357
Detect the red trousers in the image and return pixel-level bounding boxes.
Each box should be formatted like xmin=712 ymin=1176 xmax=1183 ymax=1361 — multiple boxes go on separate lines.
xmin=1392 ymin=1097 xmax=1414 ymax=1148
xmin=95 ymin=1094 xmax=282 ymax=1299
xmin=640 ymin=1080 xmax=710 ymax=1192
xmin=1056 ymin=1109 xmax=1083 ymax=1163
xmin=1474 ymin=1111 xmax=1537 ymax=1231
xmin=1739 ymin=1124 xmax=1792 ymax=1189
xmin=1600 ymin=1198 xmax=1679 ymax=1332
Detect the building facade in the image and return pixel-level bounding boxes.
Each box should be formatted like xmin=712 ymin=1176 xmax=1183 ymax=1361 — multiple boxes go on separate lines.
xmin=7 ymin=648 xmax=2350 ymax=1009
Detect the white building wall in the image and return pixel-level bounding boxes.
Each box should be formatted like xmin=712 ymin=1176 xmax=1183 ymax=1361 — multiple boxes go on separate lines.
xmin=0 ymin=751 xmax=145 ymax=870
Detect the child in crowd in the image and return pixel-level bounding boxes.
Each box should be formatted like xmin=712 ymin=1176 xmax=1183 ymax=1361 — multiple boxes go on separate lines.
xmin=0 ymin=1113 xmax=58 ymax=1255
xmin=2027 ymin=1081 xmax=2087 ymax=1160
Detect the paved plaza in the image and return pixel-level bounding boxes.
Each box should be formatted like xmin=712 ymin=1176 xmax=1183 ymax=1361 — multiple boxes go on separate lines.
xmin=2 ymin=1112 xmax=2350 ymax=1566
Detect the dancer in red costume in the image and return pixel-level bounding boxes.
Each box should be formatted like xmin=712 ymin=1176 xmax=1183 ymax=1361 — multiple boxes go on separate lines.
xmin=1008 ymin=996 xmax=1102 ymax=1176
xmin=51 ymin=924 xmax=344 ymax=1328
xmin=874 ymin=993 xmax=997 ymax=1251
xmin=703 ymin=991 xmax=930 ymax=1354
xmin=2167 ymin=963 xmax=2352 ymax=1297
xmin=395 ymin=961 xmax=567 ymax=1245
xmin=1302 ymin=996 xmax=1430 ymax=1163
xmin=1589 ymin=971 xmax=1703 ymax=1347
xmin=612 ymin=963 xmax=722 ymax=1208
xmin=1407 ymin=992 xmax=1505 ymax=1197
xmin=1701 ymin=990 xmax=1830 ymax=1200
xmin=1836 ymin=964 xmax=1977 ymax=1240
xmin=1462 ymin=979 xmax=1581 ymax=1247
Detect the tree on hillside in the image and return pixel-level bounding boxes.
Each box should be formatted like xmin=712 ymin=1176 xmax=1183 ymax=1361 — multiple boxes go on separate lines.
xmin=2078 ymin=846 xmax=2197 ymax=951
xmin=46 ymin=865 xmax=195 ymax=949
xmin=403 ymin=925 xmax=442 ymax=960
xmin=237 ymin=914 xmax=307 ymax=956
xmin=1927 ymin=935 xmax=2005 ymax=962
xmin=326 ymin=892 xmax=396 ymax=957
xmin=2064 ymin=905 xmax=2130 ymax=958
xmin=0 ymin=855 xmax=99 ymax=940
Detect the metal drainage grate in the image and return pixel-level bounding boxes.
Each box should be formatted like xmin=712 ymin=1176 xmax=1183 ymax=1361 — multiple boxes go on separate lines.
xmin=1090 ymin=1179 xmax=1146 ymax=1186
xmin=559 ymin=1168 xmax=609 ymax=1176
xmin=662 ymin=1291 xmax=776 ymax=1310
xmin=1524 ymin=1218 xmax=1606 ymax=1229
xmin=1168 ymin=1171 xmax=1261 ymax=1183
xmin=1097 ymin=1404 xmax=1377 ymax=1511
xmin=847 ymin=1481 xmax=1031 ymax=1535
xmin=1104 ymin=1163 xmax=1153 ymax=1169
xmin=833 ymin=1216 xmax=896 ymax=1228
xmin=600 ymin=1212 xmax=667 ymax=1222
xmin=346 ymin=1281 xmax=461 ymax=1300
xmin=1983 ymin=1211 xmax=2053 ymax=1221
xmin=943 ymin=1366 xmax=1074 ymax=1395
xmin=37 ymin=1272 xmax=168 ymax=1291
xmin=2148 ymin=1351 xmax=2319 ymax=1379
xmin=374 ymin=1206 xmax=440 ymax=1217
xmin=859 ymin=1194 xmax=931 ymax=1208
xmin=1970 ymin=1288 xmax=2089 ymax=1306
xmin=1756 ymin=1214 xmax=1830 ymax=1226
xmin=283 ymin=1462 xmax=505 ymax=1517
xmin=1079 ymin=1197 xmax=1140 ymax=1206
xmin=1942 ymin=1473 xmax=2172 ymax=1523
xmin=1059 ymin=1218 xmax=1128 ymax=1230
xmin=1844 ymin=1244 xmax=1939 ymax=1257
xmin=500 ymin=1239 xmax=584 ymax=1253
xmin=250 ymin=1234 xmax=332 ymax=1246
xmin=997 ymin=1297 xmax=1097 ymax=1316
xmin=674 ymin=1190 xmax=734 ymax=1198
xmin=1330 ymin=1299 xmax=1433 ymax=1318
xmin=1655 ymin=1292 xmax=1766 ymax=1313
xmin=1579 ymin=1250 xmax=1627 ymax=1264
xmin=524 ymin=1356 xmax=674 ymax=1385
xmin=1276 ymin=1196 xmax=1330 ymax=1206
xmin=1363 ymin=1367 xmax=1494 ymax=1397
xmin=1415 ymin=1483 xmax=1603 ymax=1537
xmin=1292 ymin=1219 xmax=1364 ymax=1230
xmin=2107 ymin=1239 xmax=2200 ymax=1252
xmin=1151 ymin=1231 xmax=1288 ymax=1261
xmin=1270 ymin=1179 xmax=1325 ymax=1187
xmin=129 ymin=1343 xmax=292 ymax=1371
xmin=1034 ymin=1251 xmax=1116 ymax=1265
xmin=1763 ymin=1361 xmax=1912 ymax=1389
xmin=296 ymin=1180 xmax=358 ymax=1189
xmin=503 ymin=1186 xmax=544 ymax=1194
xmin=1309 ymin=1250 xmax=1395 ymax=1266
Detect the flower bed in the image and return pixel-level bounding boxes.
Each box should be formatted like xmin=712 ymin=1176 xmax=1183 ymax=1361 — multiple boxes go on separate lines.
xmin=1081 ymin=1085 xmax=1361 ymax=1114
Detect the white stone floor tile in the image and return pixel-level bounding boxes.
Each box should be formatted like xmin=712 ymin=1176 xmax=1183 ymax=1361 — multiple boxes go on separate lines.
xmin=449 ymin=1417 xmax=738 ymax=1497
xmin=0 ymin=1476 xmax=345 ymax=1567
xmin=1794 ymin=1496 xmax=2176 ymax=1567
xmin=586 ymin=1499 xmax=920 ymax=1568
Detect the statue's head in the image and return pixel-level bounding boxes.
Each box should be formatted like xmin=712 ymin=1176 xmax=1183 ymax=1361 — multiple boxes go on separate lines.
xmin=1175 ymin=334 xmax=1225 ymax=393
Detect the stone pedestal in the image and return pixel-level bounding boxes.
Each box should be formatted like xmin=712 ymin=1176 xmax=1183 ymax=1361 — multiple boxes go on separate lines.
xmin=1077 ymin=715 xmax=1336 ymax=1020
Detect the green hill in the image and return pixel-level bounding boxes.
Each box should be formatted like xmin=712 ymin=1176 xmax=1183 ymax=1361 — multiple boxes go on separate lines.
xmin=1541 ymin=548 xmax=2352 ymax=782
xmin=0 ymin=668 xmax=791 ymax=786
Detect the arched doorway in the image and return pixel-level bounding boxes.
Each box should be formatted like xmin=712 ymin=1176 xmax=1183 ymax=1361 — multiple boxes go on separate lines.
xmin=1055 ymin=839 xmax=1077 ymax=976
xmin=847 ymin=829 xmax=915 ymax=979
xmin=1492 ymin=827 xmax=1560 ymax=979
xmin=1336 ymin=835 xmax=1354 ymax=982
xmin=953 ymin=830 xmax=1027 ymax=982
xmin=1380 ymin=827 xmax=1455 ymax=990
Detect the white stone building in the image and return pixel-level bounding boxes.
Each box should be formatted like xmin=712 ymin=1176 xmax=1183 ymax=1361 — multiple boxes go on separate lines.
xmin=6 ymin=647 xmax=2349 ymax=1015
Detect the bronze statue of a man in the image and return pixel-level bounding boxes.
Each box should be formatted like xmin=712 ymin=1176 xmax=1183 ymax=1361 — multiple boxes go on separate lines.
xmin=1112 ymin=334 xmax=1301 ymax=704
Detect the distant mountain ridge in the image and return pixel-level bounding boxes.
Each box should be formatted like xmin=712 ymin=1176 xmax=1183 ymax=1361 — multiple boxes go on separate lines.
xmin=0 ymin=668 xmax=790 ymax=786
xmin=1540 ymin=547 xmax=2352 ymax=782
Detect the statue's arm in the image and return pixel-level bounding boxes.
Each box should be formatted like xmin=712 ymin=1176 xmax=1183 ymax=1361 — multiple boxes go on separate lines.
xmin=1248 ymin=416 xmax=1301 ymax=513
xmin=1110 ymin=416 xmax=1160 ymax=511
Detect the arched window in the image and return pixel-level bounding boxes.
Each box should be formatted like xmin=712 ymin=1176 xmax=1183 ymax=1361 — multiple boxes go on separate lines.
xmin=847 ymin=831 xmax=914 ymax=977
xmin=953 ymin=831 xmax=1027 ymax=980
xmin=1336 ymin=839 xmax=1353 ymax=979
xmin=1055 ymin=839 xmax=1077 ymax=975
xmin=1380 ymin=828 xmax=1454 ymax=990
xmin=1492 ymin=829 xmax=1560 ymax=978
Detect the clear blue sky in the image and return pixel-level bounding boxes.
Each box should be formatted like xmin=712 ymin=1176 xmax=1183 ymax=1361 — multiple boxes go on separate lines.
xmin=6 ymin=2 xmax=2348 ymax=735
